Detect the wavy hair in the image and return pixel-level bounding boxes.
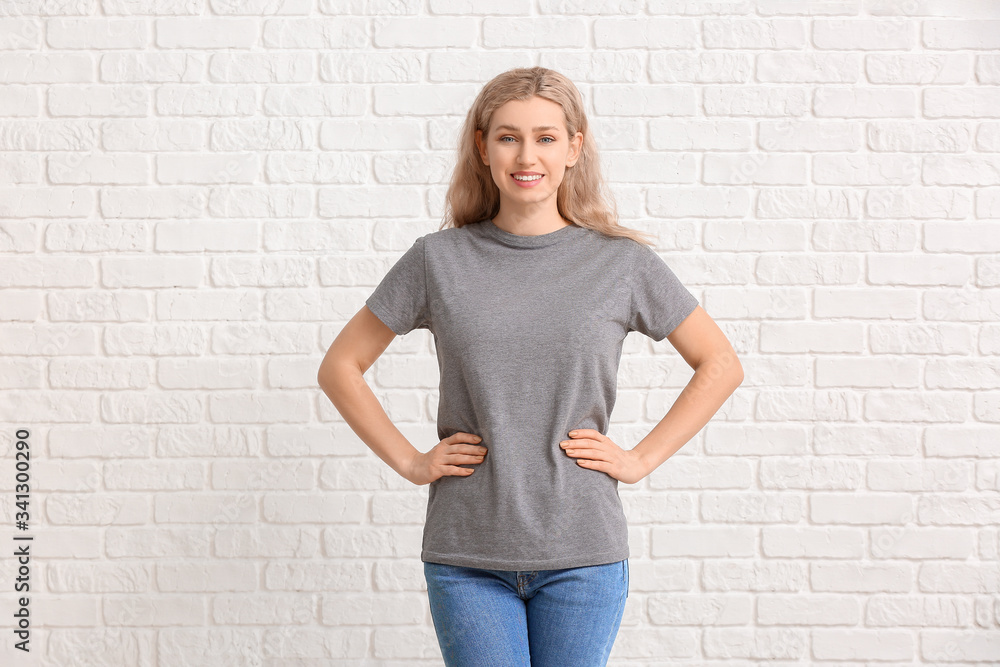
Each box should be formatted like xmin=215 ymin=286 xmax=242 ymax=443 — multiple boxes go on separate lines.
xmin=439 ymin=66 xmax=655 ymax=246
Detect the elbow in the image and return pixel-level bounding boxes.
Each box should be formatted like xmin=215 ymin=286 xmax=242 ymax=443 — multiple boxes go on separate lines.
xmin=318 ymin=358 xmax=362 ymax=395
xmin=317 ymin=366 xmax=332 ymax=394
xmin=730 ymin=353 xmax=745 ymax=388
xmin=696 ymin=349 xmax=744 ymax=390
xmin=317 ymin=358 xmax=340 ymax=392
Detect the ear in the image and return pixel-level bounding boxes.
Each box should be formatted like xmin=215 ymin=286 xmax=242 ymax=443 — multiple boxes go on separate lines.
xmin=475 ymin=129 xmax=488 ymax=166
xmin=567 ymin=131 xmax=583 ymax=167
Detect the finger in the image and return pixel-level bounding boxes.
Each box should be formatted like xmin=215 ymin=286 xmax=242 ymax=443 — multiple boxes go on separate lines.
xmin=447 ymin=465 xmax=475 ymax=475
xmin=568 ymin=428 xmax=600 ymax=439
xmin=447 ymin=433 xmax=482 ymax=447
xmin=576 ymin=452 xmax=613 ymax=465
xmin=563 ymin=450 xmax=605 ymax=466
xmin=568 ymin=449 xmax=608 ymax=462
xmin=561 ymin=439 xmax=598 ymax=451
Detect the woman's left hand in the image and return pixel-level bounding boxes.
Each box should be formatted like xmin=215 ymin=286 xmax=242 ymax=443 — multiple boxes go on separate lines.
xmin=559 ymin=429 xmax=648 ymax=485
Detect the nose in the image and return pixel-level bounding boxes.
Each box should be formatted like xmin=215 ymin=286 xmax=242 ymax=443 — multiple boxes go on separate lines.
xmin=517 ymin=143 xmax=536 ymax=165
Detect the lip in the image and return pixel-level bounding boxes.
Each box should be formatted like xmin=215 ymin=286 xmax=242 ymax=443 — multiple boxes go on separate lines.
xmin=511 ymin=173 xmax=544 ymax=188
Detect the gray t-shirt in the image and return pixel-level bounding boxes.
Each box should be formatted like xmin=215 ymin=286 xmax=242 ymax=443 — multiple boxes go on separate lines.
xmin=365 ymin=218 xmax=698 ymax=571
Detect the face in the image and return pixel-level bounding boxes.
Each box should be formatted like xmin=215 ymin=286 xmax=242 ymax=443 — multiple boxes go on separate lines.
xmin=475 ymin=95 xmax=583 ymax=211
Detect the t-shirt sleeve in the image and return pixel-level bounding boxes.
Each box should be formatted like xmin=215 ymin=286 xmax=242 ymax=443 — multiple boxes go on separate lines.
xmin=365 ymin=235 xmax=431 ymax=335
xmin=627 ymin=243 xmax=699 ymax=341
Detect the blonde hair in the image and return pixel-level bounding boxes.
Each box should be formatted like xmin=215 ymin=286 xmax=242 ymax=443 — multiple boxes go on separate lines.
xmin=439 ymin=66 xmax=655 ymax=247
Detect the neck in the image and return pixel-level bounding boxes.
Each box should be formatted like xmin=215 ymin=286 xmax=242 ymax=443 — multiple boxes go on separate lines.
xmin=491 ymin=211 xmax=572 ymax=237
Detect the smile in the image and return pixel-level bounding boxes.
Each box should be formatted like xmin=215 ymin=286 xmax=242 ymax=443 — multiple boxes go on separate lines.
xmin=511 ymin=174 xmax=543 ymax=187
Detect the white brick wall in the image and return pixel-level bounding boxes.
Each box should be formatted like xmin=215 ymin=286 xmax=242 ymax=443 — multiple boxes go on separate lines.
xmin=0 ymin=1 xmax=998 ymax=665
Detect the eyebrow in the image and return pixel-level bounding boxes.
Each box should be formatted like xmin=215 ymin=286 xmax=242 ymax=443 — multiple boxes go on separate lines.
xmin=493 ymin=124 xmax=560 ymax=134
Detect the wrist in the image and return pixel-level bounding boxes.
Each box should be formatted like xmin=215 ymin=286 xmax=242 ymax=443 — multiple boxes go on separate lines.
xmin=629 ymin=447 xmax=654 ymax=483
xmin=399 ymin=449 xmax=419 ymax=484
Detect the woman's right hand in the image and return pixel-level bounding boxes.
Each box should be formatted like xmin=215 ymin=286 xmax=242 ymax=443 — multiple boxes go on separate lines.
xmin=404 ymin=433 xmax=487 ymax=486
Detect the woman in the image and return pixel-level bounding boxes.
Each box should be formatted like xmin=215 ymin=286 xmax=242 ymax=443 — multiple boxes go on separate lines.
xmin=319 ymin=67 xmax=743 ymax=666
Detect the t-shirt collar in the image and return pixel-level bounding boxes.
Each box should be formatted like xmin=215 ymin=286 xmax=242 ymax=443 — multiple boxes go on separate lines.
xmin=479 ymin=218 xmax=585 ymax=248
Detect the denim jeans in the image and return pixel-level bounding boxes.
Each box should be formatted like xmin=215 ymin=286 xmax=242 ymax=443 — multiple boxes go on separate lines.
xmin=423 ymin=558 xmax=628 ymax=666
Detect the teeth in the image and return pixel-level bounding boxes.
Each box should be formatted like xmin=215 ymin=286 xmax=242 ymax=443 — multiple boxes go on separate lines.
xmin=513 ymin=174 xmax=542 ymax=181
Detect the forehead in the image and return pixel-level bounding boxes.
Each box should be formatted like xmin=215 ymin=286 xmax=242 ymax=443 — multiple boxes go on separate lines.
xmin=490 ymin=96 xmax=566 ymax=132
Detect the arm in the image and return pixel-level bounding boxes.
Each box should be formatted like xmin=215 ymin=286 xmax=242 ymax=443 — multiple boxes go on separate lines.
xmin=317 ymin=305 xmax=422 ymax=481
xmin=631 ymin=305 xmax=744 ymax=479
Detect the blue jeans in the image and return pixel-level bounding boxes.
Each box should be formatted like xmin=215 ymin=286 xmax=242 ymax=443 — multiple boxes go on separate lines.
xmin=423 ymin=559 xmax=628 ymax=666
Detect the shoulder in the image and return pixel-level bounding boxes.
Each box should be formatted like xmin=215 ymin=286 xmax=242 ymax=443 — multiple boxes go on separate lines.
xmin=418 ymin=222 xmax=484 ymax=252
xmin=580 ymin=225 xmax=642 ymax=247
xmin=581 ymin=226 xmax=646 ymax=263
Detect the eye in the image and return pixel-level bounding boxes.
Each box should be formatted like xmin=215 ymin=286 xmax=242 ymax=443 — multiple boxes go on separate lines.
xmin=498 ymin=135 xmax=555 ymax=143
